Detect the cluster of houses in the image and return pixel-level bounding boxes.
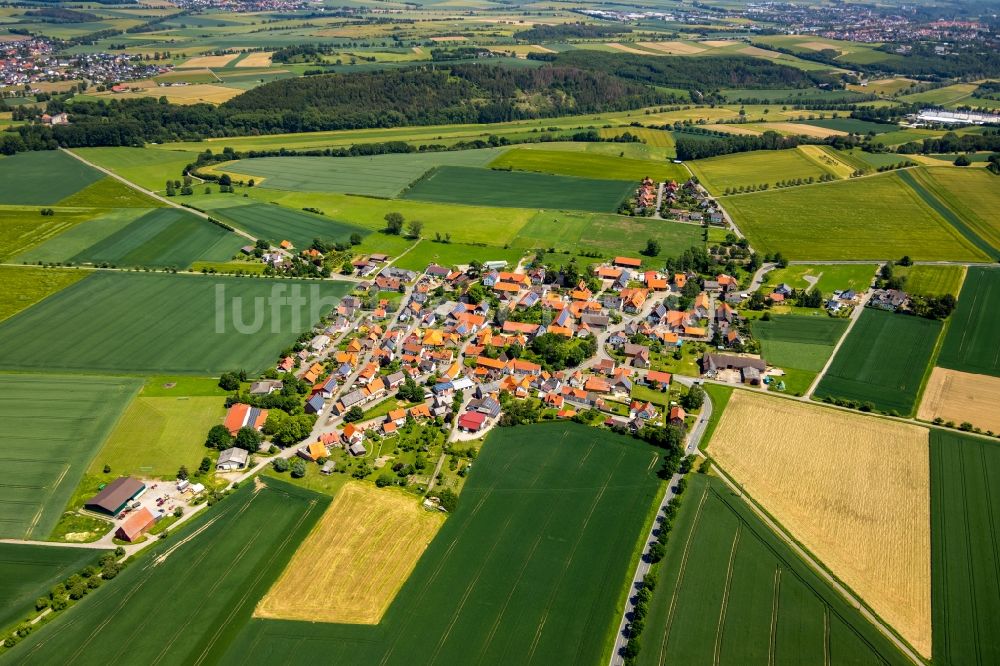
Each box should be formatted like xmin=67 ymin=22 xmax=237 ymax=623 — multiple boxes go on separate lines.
xmin=661 ymin=178 xmax=725 ymax=225
xmin=0 ymin=37 xmax=163 ymax=89
xmin=634 ymin=177 xmax=657 ymax=212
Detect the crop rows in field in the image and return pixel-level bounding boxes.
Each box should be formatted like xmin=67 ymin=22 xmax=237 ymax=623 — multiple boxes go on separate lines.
xmin=638 ymin=474 xmax=911 ymax=666
xmin=690 ymin=148 xmax=834 ymax=194
xmin=815 ymin=308 xmax=941 ymax=415
xmin=0 ymin=151 xmax=103 ymax=205
xmin=0 ymin=375 xmax=140 ymax=540
xmin=0 ymin=272 xmax=352 ymax=375
xmin=489 ymin=148 xmax=684 ymax=182
xmin=215 ymin=202 xmax=370 ymax=249
xmin=751 ymin=314 xmax=848 ymax=372
xmin=938 ymin=267 xmax=1000 ymax=377
xmin=911 ymin=168 xmax=1000 ymax=254
xmin=897 ymin=170 xmax=997 ymax=260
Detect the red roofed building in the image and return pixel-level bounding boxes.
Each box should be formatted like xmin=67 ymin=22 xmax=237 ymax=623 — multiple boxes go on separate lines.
xmin=116 ymin=507 xmax=156 ymax=542
xmin=613 ymin=256 xmax=642 ymax=268
xmin=224 ymin=404 xmax=269 ymax=436
xmin=645 ymin=370 xmax=673 ymax=388
xmin=458 ymin=411 xmax=487 ymax=432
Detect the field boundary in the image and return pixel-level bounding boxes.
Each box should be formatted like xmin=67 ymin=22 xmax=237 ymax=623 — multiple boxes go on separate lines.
xmin=899 ymin=169 xmax=996 ymax=260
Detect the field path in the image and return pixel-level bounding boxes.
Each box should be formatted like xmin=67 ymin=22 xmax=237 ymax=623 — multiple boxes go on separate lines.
xmin=804 ymin=286 xmax=874 ymax=399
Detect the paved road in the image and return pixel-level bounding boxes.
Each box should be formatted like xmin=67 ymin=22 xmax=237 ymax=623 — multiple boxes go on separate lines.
xmin=804 ymin=286 xmax=873 ymax=399
xmin=609 ymin=378 xmax=712 ymax=666
xmin=747 ymin=262 xmax=777 ymax=293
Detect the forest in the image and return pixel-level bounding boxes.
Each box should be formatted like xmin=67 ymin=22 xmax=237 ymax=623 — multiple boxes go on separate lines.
xmin=513 ymin=23 xmax=631 ymax=41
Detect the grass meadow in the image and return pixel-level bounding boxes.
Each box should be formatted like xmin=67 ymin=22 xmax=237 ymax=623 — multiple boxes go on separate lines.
xmin=915 ymin=168 xmax=1000 ymax=252
xmin=938 ymin=268 xmax=1000 ymax=377
xmin=489 ymin=148 xmax=686 ymax=181
xmin=0 ymin=151 xmax=103 ymax=205
xmin=56 ymin=177 xmax=163 ymax=208
xmin=0 ymin=544 xmax=105 ymax=633
xmin=0 ymin=208 xmax=99 ymax=261
xmin=3 ymin=478 xmax=328 ymax=666
xmin=897 ymin=170 xmax=997 ymax=260
xmin=0 ymin=272 xmax=352 ymax=375
xmin=752 ymin=314 xmax=848 ymax=395
xmin=0 ymin=374 xmax=141 ymax=540
xmin=689 ymin=148 xmax=834 ymax=194
xmin=930 ymin=430 xmax=1000 ymax=666
xmin=401 ymin=165 xmax=635 ymax=213
xmin=222 ymin=422 xmax=662 ymax=666
xmin=391 ymin=239 xmax=524 ymax=271
xmin=814 ymin=308 xmax=942 ymax=414
xmin=762 ymin=264 xmax=876 ymax=296
xmin=725 ymin=172 xmax=988 ymax=261
xmin=213 ymin=202 xmax=370 ymax=249
xmin=638 ymin=475 xmax=910 ymax=666
xmin=0 ymin=266 xmax=87 ymax=323
xmin=71 ymin=147 xmax=203 ymax=192
xmin=896 ymin=265 xmax=966 ymax=297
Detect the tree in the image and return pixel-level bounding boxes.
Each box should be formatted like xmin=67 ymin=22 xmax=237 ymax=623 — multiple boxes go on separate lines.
xmin=272 ymin=457 xmax=290 ymax=473
xmin=680 ymin=385 xmax=705 ymax=411
xmin=290 ymin=458 xmax=306 ymax=478
xmin=198 ymin=457 xmax=211 ymax=474
xmin=234 ymin=425 xmax=263 ymax=451
xmin=219 ymin=173 xmax=232 ymax=186
xmin=349 ymin=232 xmax=362 ymax=245
xmin=643 ymin=238 xmax=661 ymax=257
xmin=954 ymin=154 xmax=971 ymax=166
xmin=897 ymin=255 xmax=913 ymax=266
xmin=343 ymin=406 xmax=364 ymax=422
xmin=375 ymin=471 xmax=395 ymax=487
xmin=218 ymin=371 xmax=241 ymax=391
xmin=172 ymin=506 xmax=183 ymax=518
xmin=384 ymin=212 xmax=404 ymax=235
xmin=648 ymin=541 xmax=666 ymax=563
xmin=102 ymin=464 xmax=111 ymax=473
xmin=206 ymin=424 xmax=233 ymax=450
xmin=177 ymin=465 xmax=189 ymax=481
xmin=397 ymin=377 xmax=425 ymax=402
xmin=408 ymin=219 xmax=424 ymax=238
xmin=341 ymin=260 xmax=356 ymax=275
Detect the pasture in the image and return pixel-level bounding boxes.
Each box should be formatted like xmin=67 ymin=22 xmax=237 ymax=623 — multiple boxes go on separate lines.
xmin=0 ymin=151 xmax=103 ymax=205
xmin=930 ymin=430 xmax=1000 ymax=666
xmin=256 ymin=483 xmax=444 ymax=624
xmin=814 ymin=308 xmax=942 ymax=415
xmin=15 ymin=209 xmax=150 ymax=264
xmin=222 ymin=148 xmax=506 ymax=197
xmin=0 ymin=272 xmax=352 ymax=375
xmin=3 ymin=478 xmax=328 ymax=666
xmin=401 ymin=166 xmax=635 ymax=213
xmin=937 ymin=267 xmax=1000 ymax=377
xmin=222 ymin=422 xmax=663 ymax=666
xmin=391 ymin=240 xmax=523 ymax=272
xmin=0 ymin=544 xmax=105 ymax=632
xmin=638 ymin=475 xmax=911 ymax=666
xmin=915 ymin=168 xmax=1000 ymax=252
xmin=0 ymin=266 xmax=86 ymax=323
xmin=0 ymin=374 xmax=140 ymax=540
xmin=791 ymin=118 xmax=896 ymax=134
xmin=689 ymin=148 xmax=834 ymax=194
xmin=725 ymin=172 xmax=988 ymax=261
xmin=66 ymin=208 xmax=245 ymax=268
xmin=511 ymin=210 xmax=704 ymax=264
xmin=489 ymin=148 xmax=685 ymax=181
xmin=89 ymin=396 xmax=225 ymax=479
xmin=918 ymin=368 xmax=1000 ymax=433
xmin=56 ymin=177 xmax=162 ymax=208
xmin=708 ymin=391 xmax=932 ymax=657
xmin=70 ymin=147 xmax=203 ymax=193
xmin=214 ymin=202 xmax=370 ymax=249
xmin=0 ymin=208 xmax=99 ymax=261
xmin=762 ymin=263 xmax=876 ymax=296
xmin=896 ymin=264 xmax=966 ymax=297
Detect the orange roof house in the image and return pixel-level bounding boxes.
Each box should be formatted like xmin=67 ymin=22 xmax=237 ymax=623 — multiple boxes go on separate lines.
xmin=279 ymin=240 xmax=293 ymax=250
xmin=502 ymin=321 xmax=539 ymax=335
xmin=224 ymin=404 xmax=269 ymax=436
xmin=670 ymin=406 xmax=687 ymax=424
xmin=645 ymin=370 xmax=672 ymax=387
xmin=684 ymin=326 xmax=707 ymax=337
xmin=614 ymin=256 xmax=642 ymax=268
xmin=494 ymin=282 xmax=521 ymax=293
xmin=303 ymin=441 xmax=328 ymax=461
xmin=387 ymin=408 xmax=407 ymax=424
xmin=409 ymin=404 xmax=431 ymax=419
xmin=116 ymin=507 xmax=155 ymax=543
xmin=477 ymin=356 xmax=506 ymax=371
xmin=584 ymin=377 xmax=611 ymax=393
xmin=674 ymin=273 xmax=687 ymax=288
xmin=596 ymin=266 xmax=623 ymax=279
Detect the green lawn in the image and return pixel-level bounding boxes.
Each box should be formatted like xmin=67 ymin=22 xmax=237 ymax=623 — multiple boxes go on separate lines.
xmin=0 ymin=272 xmax=352 ymax=375
xmin=401 ymin=165 xmax=635 ymax=213
xmin=0 ymin=151 xmax=103 ymax=205
xmin=930 ymin=429 xmax=1000 ymax=666
xmin=762 ymin=264 xmax=876 ymax=296
xmin=689 ymin=148 xmax=834 ymax=194
xmin=2 ymin=478 xmax=328 ymax=665
xmin=0 ymin=374 xmax=141 ymax=540
xmin=511 ymin=210 xmax=704 ymax=265
xmin=725 ymin=172 xmax=989 ymax=261
xmin=814 ymin=308 xmax=942 ymax=415
xmin=0 ymin=266 xmax=87 ymax=324
xmin=221 ymin=422 xmax=663 ymax=666
xmin=213 ymin=202 xmax=370 ymax=249
xmin=0 ymin=544 xmax=105 ymax=633
xmin=223 ymin=148 xmax=506 ymax=197
xmin=638 ymin=474 xmax=910 ymax=666
xmin=937 ymin=267 xmax=1000 ymax=377
xmin=391 ymin=239 xmax=525 ymax=271
xmin=489 ymin=148 xmax=686 ymax=181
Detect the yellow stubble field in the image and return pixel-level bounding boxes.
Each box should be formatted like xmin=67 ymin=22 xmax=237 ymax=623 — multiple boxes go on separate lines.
xmin=708 ymin=390 xmax=932 ymax=657
xmin=255 ymin=482 xmax=444 ymax=624
xmin=918 ymin=366 xmax=1000 ymax=433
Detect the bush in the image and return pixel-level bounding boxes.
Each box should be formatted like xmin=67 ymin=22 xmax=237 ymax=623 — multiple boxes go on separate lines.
xmin=272 ymin=457 xmax=290 ymax=473
xmin=290 ymin=458 xmax=306 ymax=478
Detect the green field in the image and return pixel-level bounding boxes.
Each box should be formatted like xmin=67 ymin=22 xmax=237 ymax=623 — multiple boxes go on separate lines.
xmin=0 ymin=151 xmax=103 ymax=205
xmin=16 ymin=209 xmax=151 ymax=264
xmin=222 ymin=422 xmax=662 ymax=665
xmin=0 ymin=544 xmax=105 ymax=632
xmin=914 ymin=168 xmax=1000 ymax=252
xmin=3 ymin=478 xmax=328 ymax=665
xmin=0 ymin=208 xmax=101 ymax=261
xmin=753 ymin=313 xmax=847 ymax=375
xmin=391 ymin=239 xmax=524 ymax=272
xmin=689 ymin=149 xmax=833 ymax=194
xmin=0 ymin=374 xmax=140 ymax=540
xmin=0 ymin=272 xmax=352 ymax=375
xmin=512 ymin=210 xmax=704 ymax=265
xmin=56 ymin=177 xmax=163 ymax=208
xmin=725 ymin=172 xmax=989 ymax=261
xmin=937 ymin=267 xmax=1000 ymax=377
xmin=763 ymin=264 xmax=876 ymax=296
xmin=214 ymin=202 xmax=370 ymax=248
xmin=898 ymin=83 xmax=977 ymax=107
xmin=930 ymin=430 xmax=1000 ymax=666
xmin=897 ymin=170 xmax=997 ymax=260
xmin=638 ymin=474 xmax=909 ymax=666
xmin=489 ymin=148 xmax=685 ymax=182
xmin=814 ymin=308 xmax=942 ymax=414
xmin=224 ymin=148 xmax=506 ymax=197
xmin=896 ymin=265 xmax=966 ymax=297
xmin=401 ymin=165 xmax=636 ymax=213
xmin=791 ymin=118 xmax=896 ymax=134
xmin=71 ymin=147 xmax=203 ymax=193
xmin=60 ymin=208 xmax=245 ymax=268
xmin=0 ymin=266 xmax=87 ymax=323
xmin=88 ymin=395 xmax=225 ymax=479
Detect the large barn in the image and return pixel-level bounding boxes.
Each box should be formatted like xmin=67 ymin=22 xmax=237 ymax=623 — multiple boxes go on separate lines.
xmin=84 ymin=477 xmax=146 ymax=516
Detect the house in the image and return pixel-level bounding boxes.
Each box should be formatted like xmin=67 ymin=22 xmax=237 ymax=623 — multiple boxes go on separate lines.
xmin=644 ymin=370 xmax=672 ymax=389
xmin=115 ymin=507 xmax=155 ymax=543
xmin=458 ymin=411 xmax=487 ymax=433
xmin=580 ymin=314 xmax=610 ymax=330
xmin=298 ymin=441 xmax=329 ymax=462
xmin=216 ymin=447 xmax=249 ymax=471
xmin=321 ymin=460 xmax=336 ymax=475
xmin=631 ymin=401 xmax=658 ymax=420
xmin=348 ymin=441 xmax=367 ymax=456
xmin=613 ymin=256 xmax=642 ymax=269
xmin=769 ymin=292 xmax=785 ymax=304
xmin=669 ymin=406 xmax=686 ymax=426
xmin=869 ymin=289 xmax=908 ymax=311
xmin=342 ymin=423 xmax=364 ymax=445
xmin=701 ymin=353 xmax=766 ymax=385
xmin=223 ymin=404 xmax=268 ymax=436
xmin=249 ymin=380 xmax=283 ymax=395
xmin=468 ymin=397 xmax=502 ymax=418
xmin=305 ymin=393 xmax=326 ymax=414
xmin=84 ymin=477 xmax=146 ymax=516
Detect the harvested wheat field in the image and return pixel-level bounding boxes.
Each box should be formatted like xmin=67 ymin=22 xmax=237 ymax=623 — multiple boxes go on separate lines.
xmin=700 ymin=40 xmax=735 ymax=47
xmin=181 ymin=53 xmax=239 ymax=68
xmin=255 ymin=482 xmax=444 ymax=624
xmin=703 ymin=123 xmax=762 ymax=136
xmin=236 ymin=52 xmax=273 ymax=67
xmin=740 ymin=45 xmax=782 ymax=58
xmin=637 ymin=41 xmax=705 ymax=54
xmin=765 ymin=121 xmax=848 ymax=138
xmin=918 ymin=367 xmax=1000 ymax=433
xmin=605 ymin=42 xmax=654 ymax=55
xmin=797 ymin=40 xmax=845 ymax=53
xmin=430 ymin=35 xmax=467 ymax=42
xmin=709 ymin=391 xmax=931 ymax=657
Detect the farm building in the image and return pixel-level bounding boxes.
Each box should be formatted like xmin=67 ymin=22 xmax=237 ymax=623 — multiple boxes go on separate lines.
xmin=701 ymin=353 xmax=766 ymax=386
xmin=84 ymin=477 xmax=146 ymax=516
xmin=115 ymin=507 xmax=156 ymax=542
xmin=458 ymin=411 xmax=487 ymax=433
xmin=216 ymin=447 xmax=249 ymax=471
xmin=613 ymin=256 xmax=642 ymax=268
xmin=224 ymin=403 xmax=269 ymax=436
